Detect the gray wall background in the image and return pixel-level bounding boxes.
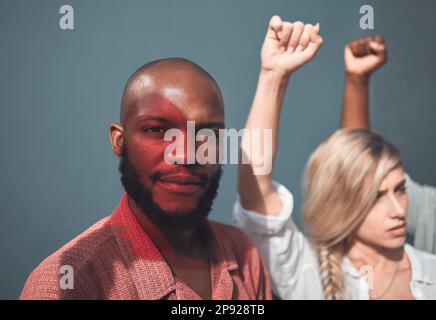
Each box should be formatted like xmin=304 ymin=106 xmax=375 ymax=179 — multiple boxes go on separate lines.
xmin=1 ymin=0 xmax=435 ymax=299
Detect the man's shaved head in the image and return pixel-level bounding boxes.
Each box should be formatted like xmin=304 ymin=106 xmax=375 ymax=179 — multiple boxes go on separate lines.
xmin=120 ymin=58 xmax=224 ymax=125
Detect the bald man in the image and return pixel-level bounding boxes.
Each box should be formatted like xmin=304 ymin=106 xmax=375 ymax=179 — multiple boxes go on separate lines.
xmin=20 ymin=58 xmax=271 ymax=300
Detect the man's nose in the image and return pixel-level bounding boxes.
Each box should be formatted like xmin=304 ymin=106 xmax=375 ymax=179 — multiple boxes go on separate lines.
xmin=172 ymin=143 xmax=190 ymax=165
xmin=168 ymin=133 xmax=197 ymax=165
xmin=387 ymin=192 xmax=406 ymax=219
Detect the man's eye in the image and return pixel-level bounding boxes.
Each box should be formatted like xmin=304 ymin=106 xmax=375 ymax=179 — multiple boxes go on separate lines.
xmin=143 ymin=127 xmax=165 ymax=134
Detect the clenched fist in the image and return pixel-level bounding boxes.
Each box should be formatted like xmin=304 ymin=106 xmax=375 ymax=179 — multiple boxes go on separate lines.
xmin=261 ymin=16 xmax=324 ymax=77
xmin=344 ymin=36 xmax=387 ymax=76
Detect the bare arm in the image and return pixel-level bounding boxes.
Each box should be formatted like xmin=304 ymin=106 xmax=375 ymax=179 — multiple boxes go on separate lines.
xmin=238 ymin=16 xmax=323 ymax=215
xmin=341 ymin=36 xmax=387 ymax=129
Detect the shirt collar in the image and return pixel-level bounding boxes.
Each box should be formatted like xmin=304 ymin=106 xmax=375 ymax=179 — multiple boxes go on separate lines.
xmin=341 ymin=256 xmax=362 ymax=278
xmin=342 ymin=244 xmax=433 ymax=285
xmin=203 ymin=221 xmax=240 ymax=299
xmin=110 ymin=193 xmax=239 ymax=299
xmin=110 ymin=193 xmax=175 ymax=299
xmin=404 ymin=244 xmax=433 ymax=285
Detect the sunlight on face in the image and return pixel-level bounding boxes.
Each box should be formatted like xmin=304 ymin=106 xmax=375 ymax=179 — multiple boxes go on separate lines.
xmin=355 ymin=167 xmax=409 ymax=250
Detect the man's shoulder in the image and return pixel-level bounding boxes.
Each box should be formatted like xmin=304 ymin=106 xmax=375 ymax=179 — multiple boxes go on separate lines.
xmin=44 ymin=215 xmax=115 ymax=265
xmin=20 ymin=215 xmax=117 ymax=299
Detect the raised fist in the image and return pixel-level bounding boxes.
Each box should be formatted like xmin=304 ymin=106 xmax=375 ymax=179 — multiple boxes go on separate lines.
xmin=261 ymin=16 xmax=324 ymax=77
xmin=344 ymin=36 xmax=387 ymax=76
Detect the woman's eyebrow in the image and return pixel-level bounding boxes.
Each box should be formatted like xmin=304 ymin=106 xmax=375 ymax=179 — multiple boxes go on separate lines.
xmin=377 ymin=189 xmax=387 ymax=198
xmin=378 ymin=179 xmax=407 ymax=196
xmin=395 ymin=179 xmax=407 ymax=189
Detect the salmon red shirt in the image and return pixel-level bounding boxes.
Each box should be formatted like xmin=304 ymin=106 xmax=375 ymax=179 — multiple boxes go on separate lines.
xmin=20 ymin=193 xmax=272 ymax=300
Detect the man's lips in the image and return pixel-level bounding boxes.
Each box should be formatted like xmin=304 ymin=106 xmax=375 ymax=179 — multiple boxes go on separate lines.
xmin=155 ymin=174 xmax=207 ymax=194
xmin=158 ymin=174 xmax=204 ymax=185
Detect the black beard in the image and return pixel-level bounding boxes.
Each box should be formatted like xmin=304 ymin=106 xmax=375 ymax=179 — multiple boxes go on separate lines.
xmin=118 ymin=147 xmax=222 ymax=230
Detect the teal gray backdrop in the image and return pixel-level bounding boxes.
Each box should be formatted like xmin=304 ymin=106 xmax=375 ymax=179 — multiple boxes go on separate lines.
xmin=1 ymin=0 xmax=435 ymax=298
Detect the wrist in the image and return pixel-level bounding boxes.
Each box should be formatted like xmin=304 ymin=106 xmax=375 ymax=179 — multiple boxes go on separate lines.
xmin=345 ymin=72 xmax=370 ymax=86
xmin=258 ymin=69 xmax=290 ymax=89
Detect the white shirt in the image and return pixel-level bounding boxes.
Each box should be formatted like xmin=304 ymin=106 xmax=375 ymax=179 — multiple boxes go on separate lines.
xmin=233 ymin=181 xmax=436 ymax=300
xmin=406 ymin=174 xmax=436 ymax=254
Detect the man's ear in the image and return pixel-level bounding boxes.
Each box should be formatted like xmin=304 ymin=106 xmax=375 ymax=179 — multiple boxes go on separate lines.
xmin=109 ymin=123 xmax=124 ymax=156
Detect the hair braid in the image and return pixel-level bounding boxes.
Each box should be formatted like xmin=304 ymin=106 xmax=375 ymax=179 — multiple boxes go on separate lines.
xmin=317 ymin=246 xmax=344 ymax=300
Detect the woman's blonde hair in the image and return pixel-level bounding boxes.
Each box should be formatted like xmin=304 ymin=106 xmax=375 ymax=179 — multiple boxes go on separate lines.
xmin=302 ymin=129 xmax=402 ymax=300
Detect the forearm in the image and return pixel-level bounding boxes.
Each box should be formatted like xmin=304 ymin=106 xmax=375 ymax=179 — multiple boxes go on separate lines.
xmin=341 ymin=74 xmax=371 ymax=129
xmin=238 ymin=70 xmax=289 ymax=214
xmin=237 ymin=17 xmax=323 ymax=214
xmin=341 ymin=73 xmax=370 ymax=129
xmin=244 ymin=70 xmax=289 ymax=167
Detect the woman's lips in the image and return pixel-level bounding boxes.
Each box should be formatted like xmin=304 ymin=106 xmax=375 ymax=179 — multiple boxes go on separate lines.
xmin=387 ymin=223 xmax=406 ymax=237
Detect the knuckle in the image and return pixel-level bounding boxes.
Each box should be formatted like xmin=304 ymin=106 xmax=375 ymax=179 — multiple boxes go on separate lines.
xmin=294 ymin=21 xmax=304 ymax=28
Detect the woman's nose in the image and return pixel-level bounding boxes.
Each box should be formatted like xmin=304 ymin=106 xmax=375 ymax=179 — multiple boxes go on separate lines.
xmin=388 ymin=192 xmax=406 ymax=218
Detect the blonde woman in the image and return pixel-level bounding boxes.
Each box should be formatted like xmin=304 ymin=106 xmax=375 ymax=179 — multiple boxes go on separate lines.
xmin=233 ymin=16 xmax=436 ymax=299
xmin=341 ymin=36 xmax=436 ymax=255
